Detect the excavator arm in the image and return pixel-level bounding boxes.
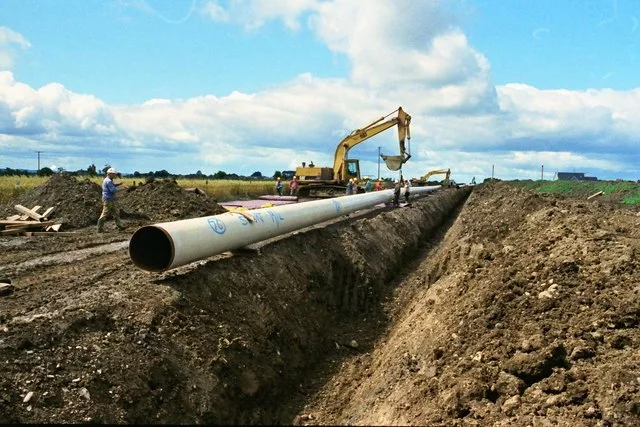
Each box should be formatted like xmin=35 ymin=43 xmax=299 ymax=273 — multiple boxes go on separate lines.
xmin=421 ymin=168 xmax=451 ymax=184
xmin=333 ymin=107 xmax=412 ymax=180
xmin=380 ymin=107 xmax=411 ymax=171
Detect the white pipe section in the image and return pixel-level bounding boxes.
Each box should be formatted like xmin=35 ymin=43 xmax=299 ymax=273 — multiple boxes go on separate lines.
xmin=129 ymin=185 xmax=441 ymax=272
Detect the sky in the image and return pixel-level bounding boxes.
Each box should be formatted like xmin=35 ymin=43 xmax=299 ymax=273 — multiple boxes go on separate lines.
xmin=1 ymin=0 xmax=639 ymax=183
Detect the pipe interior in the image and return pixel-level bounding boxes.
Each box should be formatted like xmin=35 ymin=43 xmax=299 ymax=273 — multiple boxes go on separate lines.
xmin=129 ymin=226 xmax=174 ymax=272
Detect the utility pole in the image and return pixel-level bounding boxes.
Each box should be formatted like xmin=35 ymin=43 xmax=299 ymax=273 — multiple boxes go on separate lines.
xmin=492 ymin=164 xmax=494 ymax=180
xmin=541 ymin=165 xmax=544 ymax=180
xmin=35 ymin=151 xmax=42 ymax=172
xmin=377 ymin=146 xmax=381 ymax=179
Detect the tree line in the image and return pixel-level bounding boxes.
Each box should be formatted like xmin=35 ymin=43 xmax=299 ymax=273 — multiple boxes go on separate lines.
xmin=0 ymin=165 xmax=293 ymax=180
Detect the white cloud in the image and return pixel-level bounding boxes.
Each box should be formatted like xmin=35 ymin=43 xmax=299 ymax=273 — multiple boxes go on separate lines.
xmin=0 ymin=27 xmax=30 ymax=70
xmin=497 ymin=84 xmax=640 ymax=149
xmin=201 ymin=0 xmax=496 ymax=113
xmin=0 ymin=71 xmax=118 ymax=137
xmin=201 ymin=0 xmax=318 ymax=30
xmin=2 ymin=2 xmax=640 ymax=181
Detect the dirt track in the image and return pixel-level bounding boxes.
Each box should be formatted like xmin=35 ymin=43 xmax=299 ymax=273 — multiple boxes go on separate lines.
xmin=1 ymin=179 xmax=639 ymax=425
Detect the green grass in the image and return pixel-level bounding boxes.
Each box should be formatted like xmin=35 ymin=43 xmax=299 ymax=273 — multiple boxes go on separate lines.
xmin=507 ymin=179 xmax=640 ymax=205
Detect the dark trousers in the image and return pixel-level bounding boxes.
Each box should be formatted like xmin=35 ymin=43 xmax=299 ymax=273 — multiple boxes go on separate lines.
xmin=393 ymin=191 xmax=400 ymax=207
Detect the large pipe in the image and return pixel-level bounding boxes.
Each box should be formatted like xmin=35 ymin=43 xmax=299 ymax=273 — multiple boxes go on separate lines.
xmin=129 ymin=186 xmax=441 ymax=272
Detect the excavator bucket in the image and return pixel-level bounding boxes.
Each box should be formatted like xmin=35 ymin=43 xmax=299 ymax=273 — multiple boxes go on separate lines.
xmin=381 ymin=155 xmax=405 ymax=171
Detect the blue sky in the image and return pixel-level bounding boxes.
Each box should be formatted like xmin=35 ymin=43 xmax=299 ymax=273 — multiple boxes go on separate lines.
xmin=1 ymin=0 xmax=639 ymax=182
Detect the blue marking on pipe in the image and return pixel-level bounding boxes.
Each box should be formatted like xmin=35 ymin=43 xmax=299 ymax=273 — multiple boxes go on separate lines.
xmin=208 ymin=217 xmax=227 ymax=235
xmin=267 ymin=209 xmax=284 ymax=227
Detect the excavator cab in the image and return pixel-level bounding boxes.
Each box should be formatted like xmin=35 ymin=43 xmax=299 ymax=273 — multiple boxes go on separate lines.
xmin=344 ymin=159 xmax=360 ymax=180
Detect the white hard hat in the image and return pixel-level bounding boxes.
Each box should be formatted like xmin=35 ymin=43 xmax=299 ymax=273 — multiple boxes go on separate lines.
xmin=107 ymin=167 xmax=117 ymax=174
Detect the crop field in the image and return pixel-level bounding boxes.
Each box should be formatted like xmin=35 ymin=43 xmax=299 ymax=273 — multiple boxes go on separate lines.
xmin=0 ymin=175 xmax=277 ymax=205
xmin=507 ymin=179 xmax=640 ymax=205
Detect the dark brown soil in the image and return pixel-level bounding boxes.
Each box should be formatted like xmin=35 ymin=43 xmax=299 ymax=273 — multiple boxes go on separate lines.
xmin=0 ymin=175 xmax=226 ymax=229
xmin=298 ymin=182 xmax=640 ymax=426
xmin=0 ymin=180 xmax=638 ymax=426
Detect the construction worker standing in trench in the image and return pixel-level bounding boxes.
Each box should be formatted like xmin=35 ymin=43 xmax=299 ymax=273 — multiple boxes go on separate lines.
xmin=97 ymin=167 xmax=127 ymax=232
xmin=393 ymin=179 xmax=402 ymax=207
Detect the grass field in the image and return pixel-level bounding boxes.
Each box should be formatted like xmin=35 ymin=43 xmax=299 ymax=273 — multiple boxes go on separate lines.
xmin=4 ymin=175 xmax=640 ymax=207
xmin=0 ymin=175 xmax=278 ymax=205
xmin=508 ymin=179 xmax=640 ymax=205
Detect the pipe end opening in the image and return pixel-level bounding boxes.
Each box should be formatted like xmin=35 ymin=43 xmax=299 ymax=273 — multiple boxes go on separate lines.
xmin=129 ymin=226 xmax=174 ymax=272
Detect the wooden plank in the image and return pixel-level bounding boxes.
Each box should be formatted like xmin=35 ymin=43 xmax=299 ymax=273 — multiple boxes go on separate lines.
xmin=14 ymin=205 xmax=43 ymax=221
xmin=5 ymin=215 xmax=21 ymax=221
xmin=41 ymin=206 xmax=56 ymax=219
xmin=19 ymin=215 xmax=29 ymax=221
xmin=587 ymin=191 xmax=604 ymax=200
xmin=45 ymin=224 xmax=62 ymax=232
xmin=0 ymin=220 xmax=56 ymax=226
xmin=24 ymin=231 xmax=77 ymax=236
xmin=0 ymin=227 xmax=28 ymax=235
xmin=31 ymin=205 xmax=42 ymax=213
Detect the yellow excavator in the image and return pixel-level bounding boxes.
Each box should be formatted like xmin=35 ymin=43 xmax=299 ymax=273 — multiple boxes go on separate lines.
xmin=418 ymin=168 xmax=451 ymax=186
xmin=295 ymin=107 xmax=412 ymax=197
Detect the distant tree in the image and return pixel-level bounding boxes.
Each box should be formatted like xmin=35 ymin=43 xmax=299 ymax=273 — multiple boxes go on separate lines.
xmin=38 ymin=167 xmax=54 ymax=177
xmin=133 ymin=171 xmax=141 ymax=178
xmin=250 ymin=171 xmax=262 ymax=179
xmin=281 ymin=170 xmax=295 ymax=180
xmin=87 ymin=164 xmax=97 ymax=176
xmin=154 ymin=169 xmax=170 ymax=178
xmin=273 ymin=171 xmax=282 ymax=179
xmin=213 ymin=170 xmax=227 ymax=179
xmin=195 ymin=170 xmax=203 ymax=177
xmin=102 ymin=165 xmax=111 ymax=174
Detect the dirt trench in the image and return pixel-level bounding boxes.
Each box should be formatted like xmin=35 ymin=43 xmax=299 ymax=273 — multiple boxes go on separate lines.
xmin=298 ymin=182 xmax=640 ymax=426
xmin=0 ymin=188 xmax=470 ymax=424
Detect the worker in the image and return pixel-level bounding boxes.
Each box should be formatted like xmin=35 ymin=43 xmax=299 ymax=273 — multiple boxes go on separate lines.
xmin=275 ymin=177 xmax=283 ymax=196
xmin=374 ymin=178 xmax=383 ymax=191
xmin=289 ymin=176 xmax=300 ymax=196
xmin=309 ymin=161 xmax=315 ymax=167
xmin=364 ymin=177 xmax=373 ymax=192
xmin=393 ymin=179 xmax=402 ymax=207
xmin=345 ymin=178 xmax=354 ymax=195
xmin=97 ymin=167 xmax=127 ymax=232
xmin=404 ymin=178 xmax=412 ymax=204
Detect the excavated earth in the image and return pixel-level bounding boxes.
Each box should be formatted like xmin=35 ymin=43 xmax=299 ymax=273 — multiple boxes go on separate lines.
xmin=0 ymin=178 xmax=639 ymax=426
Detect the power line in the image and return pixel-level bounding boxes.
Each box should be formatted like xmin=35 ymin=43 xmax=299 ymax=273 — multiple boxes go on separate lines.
xmin=35 ymin=151 xmax=43 ymax=172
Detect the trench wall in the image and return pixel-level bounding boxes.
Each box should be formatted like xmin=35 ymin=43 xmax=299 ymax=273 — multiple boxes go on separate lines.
xmin=134 ymin=187 xmax=472 ymax=424
xmin=3 ymin=188 xmax=471 ymax=424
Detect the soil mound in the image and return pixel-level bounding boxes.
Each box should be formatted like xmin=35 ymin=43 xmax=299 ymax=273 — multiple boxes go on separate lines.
xmin=301 ymin=181 xmax=640 ymax=426
xmin=0 ymin=188 xmax=470 ymax=424
xmin=0 ymin=174 xmax=102 ymax=229
xmin=0 ymin=176 xmax=227 ymax=230
xmin=118 ymin=179 xmax=226 ymax=223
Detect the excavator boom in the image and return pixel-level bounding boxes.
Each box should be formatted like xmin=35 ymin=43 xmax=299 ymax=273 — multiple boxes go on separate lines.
xmin=379 ymin=107 xmax=411 ymax=171
xmin=420 ymin=168 xmax=451 ymax=185
xmin=295 ymin=107 xmax=413 ymax=197
xmin=334 ymin=107 xmax=411 ymax=179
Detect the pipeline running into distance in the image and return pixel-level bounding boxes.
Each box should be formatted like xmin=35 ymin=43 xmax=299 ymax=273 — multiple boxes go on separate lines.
xmin=129 ymin=185 xmax=441 ymax=272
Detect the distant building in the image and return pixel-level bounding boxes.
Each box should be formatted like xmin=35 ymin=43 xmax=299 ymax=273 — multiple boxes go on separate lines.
xmin=557 ymin=172 xmax=598 ymax=181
